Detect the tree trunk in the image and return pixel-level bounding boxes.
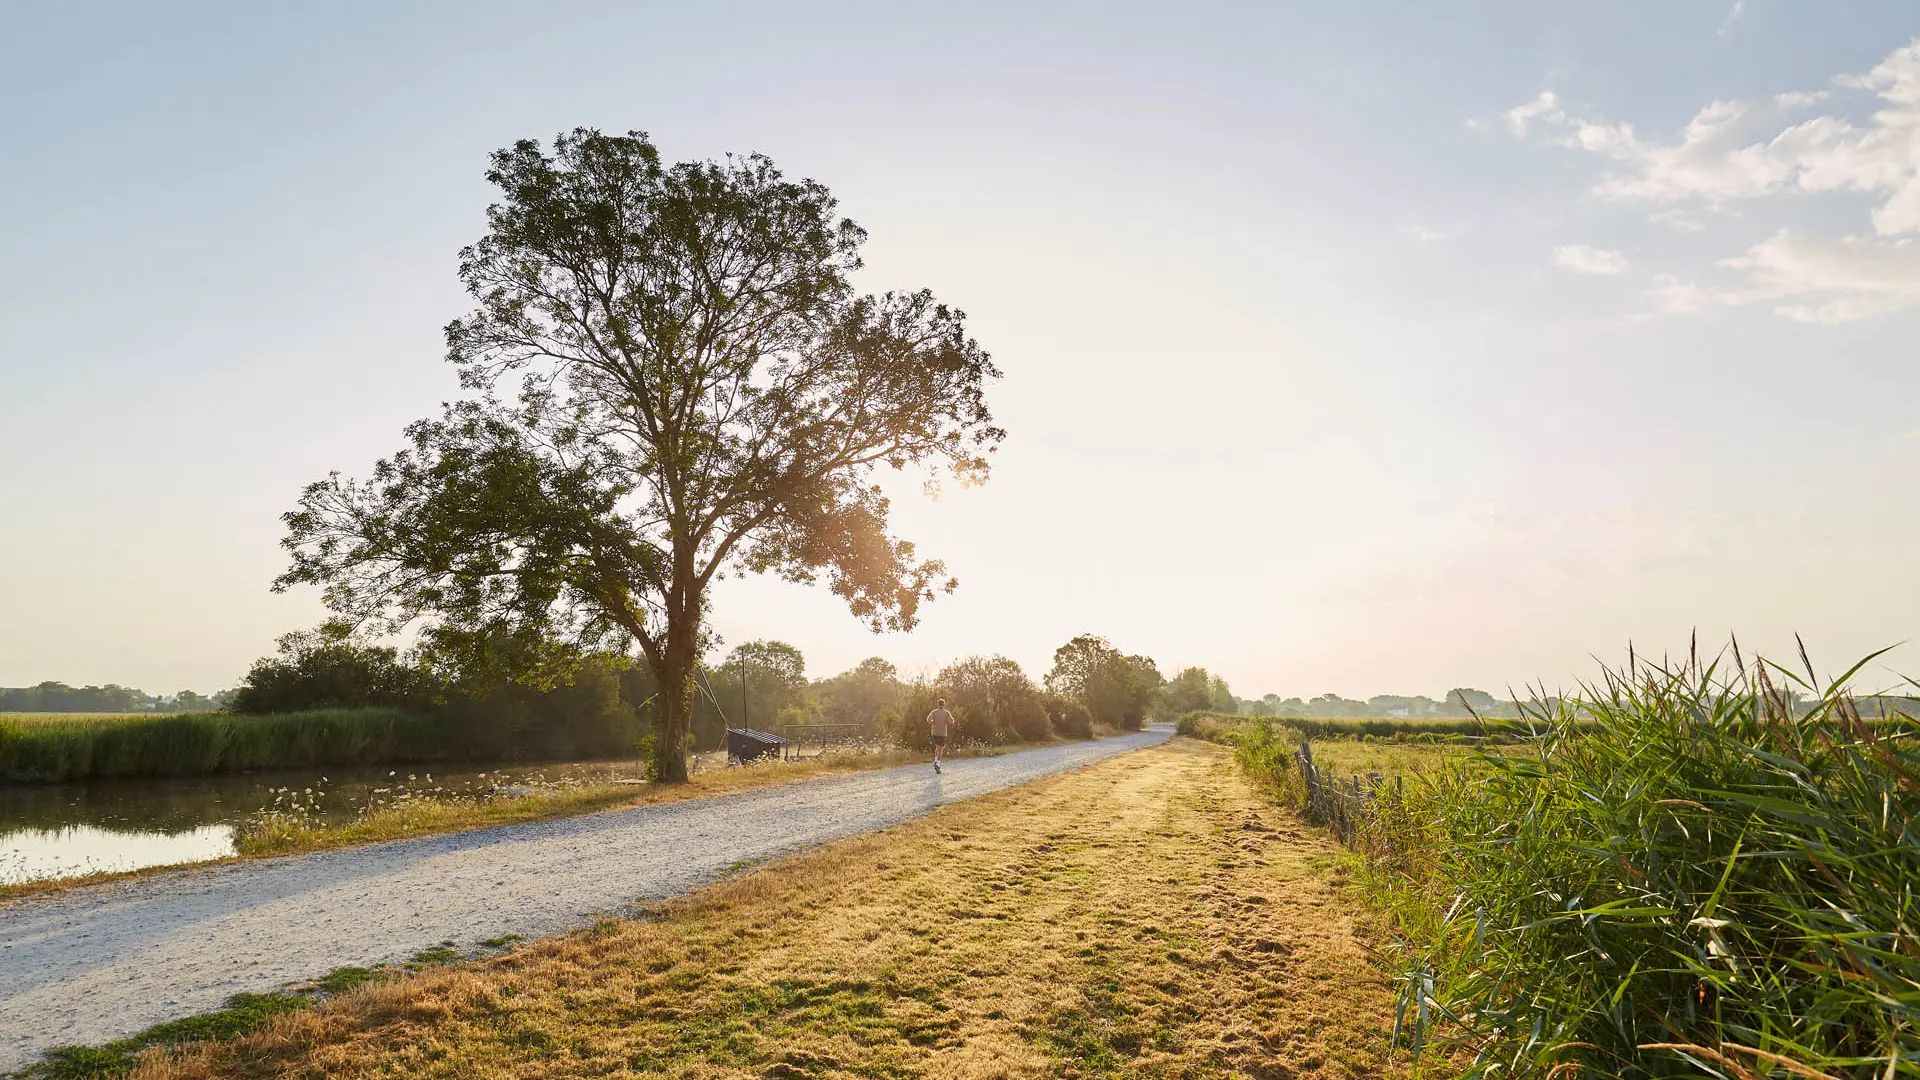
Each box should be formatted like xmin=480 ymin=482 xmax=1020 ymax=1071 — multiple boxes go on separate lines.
xmin=650 ymin=589 xmax=700 ymax=783
xmin=652 ymin=650 xmax=694 ymax=782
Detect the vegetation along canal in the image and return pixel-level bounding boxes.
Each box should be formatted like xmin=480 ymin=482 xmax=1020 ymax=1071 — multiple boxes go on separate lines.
xmin=0 ymin=758 xmax=644 ymax=884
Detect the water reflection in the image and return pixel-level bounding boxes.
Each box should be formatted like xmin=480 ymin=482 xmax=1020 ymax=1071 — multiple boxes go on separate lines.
xmin=0 ymin=757 xmax=645 ymax=885
xmin=1 ymin=824 xmax=236 ymax=885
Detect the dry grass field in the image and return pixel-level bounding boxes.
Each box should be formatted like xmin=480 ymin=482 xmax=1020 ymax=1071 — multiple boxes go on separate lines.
xmin=125 ymin=739 xmax=1404 ymax=1080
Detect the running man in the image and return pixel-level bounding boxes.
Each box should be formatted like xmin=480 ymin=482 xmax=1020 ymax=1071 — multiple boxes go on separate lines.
xmin=927 ymin=697 xmax=953 ymax=772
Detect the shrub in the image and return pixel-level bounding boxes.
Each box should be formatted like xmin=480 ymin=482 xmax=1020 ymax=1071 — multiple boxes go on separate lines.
xmin=1001 ymin=694 xmax=1052 ymax=741
xmin=1045 ymin=694 xmax=1094 ymax=739
xmin=882 ymin=684 xmax=944 ymax=751
xmin=1226 ymin=716 xmax=1303 ymax=804
xmin=231 ymin=633 xmax=439 ymax=714
xmin=935 ymin=655 xmax=1057 ymax=743
xmin=439 ymin=658 xmax=637 ymax=762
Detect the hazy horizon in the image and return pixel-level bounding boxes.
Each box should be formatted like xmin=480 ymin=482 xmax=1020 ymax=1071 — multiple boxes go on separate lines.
xmin=5 ymin=2 xmax=1919 ymax=700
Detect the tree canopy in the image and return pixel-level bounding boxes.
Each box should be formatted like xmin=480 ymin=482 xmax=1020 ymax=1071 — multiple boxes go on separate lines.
xmin=275 ymin=129 xmax=1002 ymax=779
xmin=722 ymin=639 xmax=809 ymax=730
xmin=813 ymin=656 xmax=904 ymax=727
xmin=1044 ymin=634 xmax=1161 ymax=731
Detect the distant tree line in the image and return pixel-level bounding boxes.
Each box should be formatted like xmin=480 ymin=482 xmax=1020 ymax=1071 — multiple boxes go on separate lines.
xmin=5 ymin=656 xmax=1540 ymax=731
xmin=1153 ymin=669 xmax=1523 ymax=720
xmin=13 ymin=629 xmax=1610 ymax=766
xmin=0 ymin=682 xmax=233 ymax=714
xmin=212 ymin=625 xmax=1185 ymax=765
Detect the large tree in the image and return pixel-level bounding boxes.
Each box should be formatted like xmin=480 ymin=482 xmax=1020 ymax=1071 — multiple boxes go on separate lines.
xmin=814 ymin=656 xmax=904 ymax=728
xmin=938 ymin=654 xmax=1046 ymax=741
xmin=1044 ymin=634 xmax=1162 ymax=731
xmin=723 ymin=639 xmax=808 ymax=730
xmin=275 ymin=129 xmax=1002 ymax=780
xmin=1161 ymin=666 xmax=1216 ymax=716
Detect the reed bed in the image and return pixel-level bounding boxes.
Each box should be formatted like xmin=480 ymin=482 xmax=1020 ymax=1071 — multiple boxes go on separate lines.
xmin=0 ymin=712 xmax=196 ymax=724
xmin=0 ymin=708 xmax=454 ymax=782
xmin=1338 ymin=648 xmax=1920 ymax=1079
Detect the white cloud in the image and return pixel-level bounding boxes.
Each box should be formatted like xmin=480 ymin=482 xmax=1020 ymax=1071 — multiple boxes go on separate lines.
xmin=1648 ymin=230 xmax=1920 ymax=323
xmin=1718 ymin=0 xmax=1747 ymax=37
xmin=1408 ymin=221 xmax=1463 ymax=243
xmin=1503 ymin=91 xmax=1564 ymax=136
xmin=1649 ymin=207 xmax=1709 ymax=233
xmin=1506 ymin=40 xmax=1920 ymax=230
xmin=1496 ymin=38 xmax=1920 ymax=322
xmin=1551 ymin=244 xmax=1630 ymax=274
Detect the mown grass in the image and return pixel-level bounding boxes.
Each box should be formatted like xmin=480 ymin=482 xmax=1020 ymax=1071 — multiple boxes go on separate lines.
xmin=16 ymin=945 xmax=528 ymax=1080
xmin=61 ymin=741 xmax=1405 ymax=1080
xmin=18 ymin=993 xmax=312 ymax=1080
xmin=0 ymin=709 xmax=453 ymax=782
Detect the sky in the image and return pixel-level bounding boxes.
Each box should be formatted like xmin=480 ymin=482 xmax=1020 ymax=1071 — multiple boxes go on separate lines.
xmin=3 ymin=1 xmax=1919 ymax=700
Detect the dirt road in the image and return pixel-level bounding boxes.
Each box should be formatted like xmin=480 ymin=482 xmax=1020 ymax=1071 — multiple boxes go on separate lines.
xmin=0 ymin=729 xmax=1169 ymax=1069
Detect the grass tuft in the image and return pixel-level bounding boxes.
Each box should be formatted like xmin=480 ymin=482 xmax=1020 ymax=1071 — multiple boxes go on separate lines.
xmin=18 ymin=993 xmax=309 ymax=1079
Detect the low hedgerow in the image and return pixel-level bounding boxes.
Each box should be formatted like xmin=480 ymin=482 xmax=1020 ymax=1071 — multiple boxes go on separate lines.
xmin=1362 ymin=648 xmax=1920 ymax=1079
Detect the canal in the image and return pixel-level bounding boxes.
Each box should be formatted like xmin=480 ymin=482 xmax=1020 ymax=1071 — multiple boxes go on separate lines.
xmin=0 ymin=757 xmax=647 ymax=885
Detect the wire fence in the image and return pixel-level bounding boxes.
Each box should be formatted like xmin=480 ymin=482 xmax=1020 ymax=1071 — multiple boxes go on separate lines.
xmin=1293 ymin=740 xmax=1399 ymax=849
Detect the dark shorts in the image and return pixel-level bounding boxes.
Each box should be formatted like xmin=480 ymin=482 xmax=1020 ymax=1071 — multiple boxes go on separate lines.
xmin=932 ymin=734 xmax=948 ymax=747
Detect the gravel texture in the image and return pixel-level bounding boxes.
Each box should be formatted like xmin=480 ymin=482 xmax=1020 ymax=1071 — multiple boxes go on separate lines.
xmin=0 ymin=728 xmax=1169 ymax=1069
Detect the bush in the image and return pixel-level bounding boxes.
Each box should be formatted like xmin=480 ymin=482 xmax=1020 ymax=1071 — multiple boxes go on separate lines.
xmin=439 ymin=658 xmax=637 ymax=762
xmin=1367 ymin=651 xmax=1920 ymax=1078
xmin=1046 ymin=694 xmax=1094 ymax=739
xmin=231 ymin=633 xmax=439 ymax=714
xmin=882 ymin=684 xmax=944 ymax=751
xmin=937 ymin=655 xmax=1037 ymax=744
xmin=1002 ymin=695 xmax=1052 ymax=741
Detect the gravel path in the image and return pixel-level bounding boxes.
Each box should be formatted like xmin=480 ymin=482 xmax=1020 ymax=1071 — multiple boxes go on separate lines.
xmin=0 ymin=728 xmax=1169 ymax=1069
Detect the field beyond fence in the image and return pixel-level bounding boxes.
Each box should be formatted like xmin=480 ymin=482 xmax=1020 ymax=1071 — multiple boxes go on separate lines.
xmin=1175 ymin=710 xmax=1529 ymax=742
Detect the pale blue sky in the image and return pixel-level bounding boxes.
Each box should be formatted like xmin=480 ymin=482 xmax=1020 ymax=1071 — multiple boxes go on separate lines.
xmin=4 ymin=2 xmax=1918 ymax=697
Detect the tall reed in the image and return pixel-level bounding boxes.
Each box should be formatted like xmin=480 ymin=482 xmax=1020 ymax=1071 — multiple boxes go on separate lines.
xmin=1365 ymin=646 xmax=1920 ymax=1079
xmin=0 ymin=709 xmax=455 ymax=782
